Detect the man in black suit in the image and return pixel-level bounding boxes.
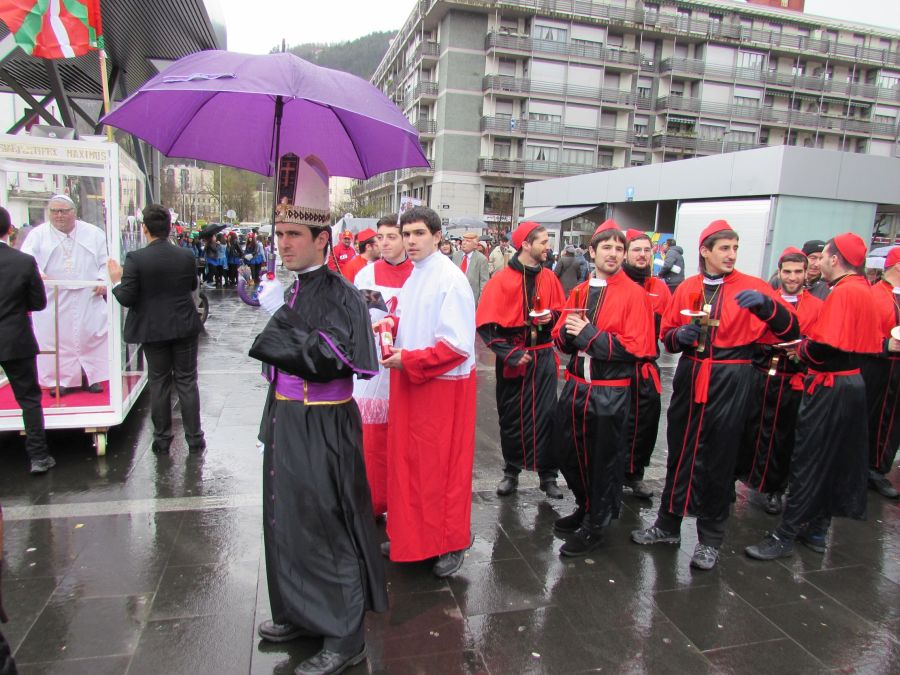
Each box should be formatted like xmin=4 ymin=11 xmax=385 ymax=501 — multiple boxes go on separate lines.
xmin=0 ymin=206 xmax=53 ymax=474
xmin=108 ymin=204 xmax=205 ymax=455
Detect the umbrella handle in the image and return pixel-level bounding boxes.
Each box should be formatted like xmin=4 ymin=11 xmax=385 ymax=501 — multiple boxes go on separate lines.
xmin=237 ymin=257 xmax=277 ymax=307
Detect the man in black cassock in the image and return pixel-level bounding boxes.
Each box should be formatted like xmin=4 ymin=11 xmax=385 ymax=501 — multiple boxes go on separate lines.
xmin=475 ymin=221 xmax=566 ymax=499
xmin=631 ymin=220 xmax=798 ymax=571
xmin=248 ymin=157 xmax=387 ymax=675
xmin=747 ymin=233 xmax=883 ymax=560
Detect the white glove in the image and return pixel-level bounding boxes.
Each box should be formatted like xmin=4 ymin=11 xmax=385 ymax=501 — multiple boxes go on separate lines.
xmin=257 ymin=277 xmax=286 ymax=315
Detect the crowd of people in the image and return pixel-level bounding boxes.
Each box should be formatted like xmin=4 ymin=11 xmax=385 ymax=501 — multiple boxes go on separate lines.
xmin=3 ymin=169 xmax=898 ymax=674
xmin=174 ymin=229 xmax=270 ymax=288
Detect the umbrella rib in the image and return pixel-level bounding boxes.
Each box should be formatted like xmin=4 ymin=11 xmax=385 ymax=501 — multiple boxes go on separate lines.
xmin=330 ymin=109 xmax=368 ymax=179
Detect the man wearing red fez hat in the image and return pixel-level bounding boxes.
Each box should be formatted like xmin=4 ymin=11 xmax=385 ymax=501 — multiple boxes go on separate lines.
xmin=620 ymin=229 xmax=672 ymax=500
xmin=476 ymin=221 xmax=567 ymax=500
xmin=328 ymin=229 xmax=357 ymax=274
xmin=550 ymin=219 xmax=657 ymax=556
xmin=341 ymin=227 xmax=380 ymax=283
xmin=632 ymin=219 xmax=799 ymax=571
xmin=859 ymin=246 xmax=900 ymax=499
xmin=736 ymin=247 xmax=823 ymax=516
xmin=352 ymin=214 xmax=413 ymax=518
xmin=747 ymin=233 xmax=883 ymax=560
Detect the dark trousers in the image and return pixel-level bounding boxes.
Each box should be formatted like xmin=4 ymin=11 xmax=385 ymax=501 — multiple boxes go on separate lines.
xmin=143 ymin=336 xmax=203 ymax=448
xmin=655 ymin=510 xmax=729 ymax=548
xmin=0 ymin=356 xmax=48 ymax=460
xmin=0 ymin=628 xmax=18 ymax=675
xmin=250 ymin=263 xmax=262 ymax=283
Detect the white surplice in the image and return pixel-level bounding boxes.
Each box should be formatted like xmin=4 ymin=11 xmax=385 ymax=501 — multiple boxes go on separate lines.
xmin=21 ymin=221 xmax=109 ymax=387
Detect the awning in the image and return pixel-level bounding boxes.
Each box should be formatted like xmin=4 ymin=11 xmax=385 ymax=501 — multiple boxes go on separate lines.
xmin=529 ymin=205 xmax=599 ymax=224
xmin=666 ymin=115 xmax=697 ymax=124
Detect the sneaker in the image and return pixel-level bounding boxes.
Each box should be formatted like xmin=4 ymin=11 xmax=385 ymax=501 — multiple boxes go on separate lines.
xmin=553 ymin=507 xmax=585 ymax=534
xmin=29 ymin=455 xmax=56 ymax=475
xmin=745 ymin=532 xmax=794 ymax=560
xmin=868 ymin=471 xmax=899 ymax=499
xmin=495 ymin=475 xmax=518 ymax=496
xmin=624 ymin=479 xmax=654 ymax=500
xmin=630 ymin=525 xmax=681 ymax=546
xmin=690 ymin=543 xmax=719 ymax=570
xmin=559 ymin=523 xmax=604 ymax=557
xmin=797 ymin=529 xmax=827 ymax=554
xmin=540 ymin=480 xmax=563 ymax=500
xmin=432 ymin=549 xmax=465 ymax=578
xmin=764 ymin=492 xmax=783 ymax=515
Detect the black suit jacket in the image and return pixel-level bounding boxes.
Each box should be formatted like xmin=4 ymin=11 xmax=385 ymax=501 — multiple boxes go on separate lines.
xmin=0 ymin=242 xmax=46 ymax=361
xmin=112 ymin=239 xmax=202 ymax=344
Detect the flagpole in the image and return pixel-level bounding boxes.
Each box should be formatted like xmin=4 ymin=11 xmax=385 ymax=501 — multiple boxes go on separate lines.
xmin=98 ymin=40 xmax=113 ymax=141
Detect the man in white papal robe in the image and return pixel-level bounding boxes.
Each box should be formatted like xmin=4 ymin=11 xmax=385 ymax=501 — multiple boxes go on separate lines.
xmin=20 ymin=195 xmax=109 ymax=392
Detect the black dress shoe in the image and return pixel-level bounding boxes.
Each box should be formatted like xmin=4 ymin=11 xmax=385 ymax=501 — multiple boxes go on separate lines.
xmin=29 ymin=455 xmax=56 ymax=475
xmin=496 ymin=475 xmax=518 ymax=496
xmin=432 ymin=549 xmax=465 ymax=578
xmin=559 ymin=523 xmax=604 ymax=557
xmin=188 ymin=439 xmax=207 ymax=454
xmin=553 ymin=507 xmax=585 ymax=534
xmin=295 ymin=644 xmax=367 ymax=675
xmin=540 ymin=480 xmax=564 ymax=499
xmin=86 ymin=382 xmax=104 ymax=394
xmin=257 ymin=620 xmax=316 ymax=643
xmin=151 ymin=441 xmax=171 ymax=454
xmin=624 ymin=479 xmax=654 ymax=500
xmin=380 ymin=541 xmax=390 ymax=557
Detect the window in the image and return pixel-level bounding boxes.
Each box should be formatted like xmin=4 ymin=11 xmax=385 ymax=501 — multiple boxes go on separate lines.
xmin=499 ymin=58 xmax=517 ymax=76
xmin=527 ymin=144 xmax=559 ymax=162
xmin=670 ymin=80 xmax=685 ymax=96
xmin=495 ymin=99 xmax=513 ymax=118
xmin=728 ymin=129 xmax=756 ymax=144
xmin=562 ymin=147 xmax=595 ymax=165
xmin=630 ymin=151 xmax=647 ymax=166
xmin=792 ymin=61 xmax=806 ymax=77
xmin=604 ymin=71 xmax=621 ymax=89
xmin=764 ymin=94 xmax=775 ymax=108
xmin=760 ymin=129 xmax=770 ymax=144
xmin=737 ymin=50 xmax=765 ymax=71
xmin=699 ymin=124 xmax=725 ymax=141
xmin=484 ymin=186 xmax=515 ymax=214
xmin=709 ymin=13 xmax=723 ymax=30
xmin=856 ymin=138 xmax=868 ymax=153
xmin=499 ymin=18 xmax=518 ymax=34
xmin=734 ymin=96 xmax=760 ymax=108
xmin=535 ymin=23 xmax=567 ymax=42
xmin=879 ymin=74 xmax=900 ymax=89
xmin=784 ymin=130 xmax=798 ymax=146
xmin=598 ymin=150 xmax=614 ymax=167
xmin=493 ymin=140 xmax=511 ymax=159
xmin=637 ymin=76 xmax=653 ymax=100
xmin=607 ymin=33 xmax=624 ymax=48
xmin=633 ymin=115 xmax=649 ymax=136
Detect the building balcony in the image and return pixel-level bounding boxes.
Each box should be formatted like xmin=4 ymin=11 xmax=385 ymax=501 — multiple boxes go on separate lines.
xmin=656 ymin=95 xmax=899 ymax=136
xmin=659 ymin=58 xmax=900 ymax=102
xmin=478 ymin=156 xmax=613 ymax=178
xmin=397 ymin=160 xmax=435 ymax=182
xmin=484 ymin=32 xmax=646 ymax=69
xmin=414 ymin=118 xmax=436 ymax=135
xmin=351 ymin=160 xmax=435 ymax=197
xmin=480 ymin=115 xmax=632 ymax=144
xmin=494 ymin=0 xmax=900 ymax=68
xmin=483 ymin=75 xmax=638 ymax=107
xmin=650 ymin=133 xmax=765 ymax=154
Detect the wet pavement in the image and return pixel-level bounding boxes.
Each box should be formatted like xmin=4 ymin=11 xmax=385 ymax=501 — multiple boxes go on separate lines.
xmin=1 ymin=289 xmax=899 ymax=674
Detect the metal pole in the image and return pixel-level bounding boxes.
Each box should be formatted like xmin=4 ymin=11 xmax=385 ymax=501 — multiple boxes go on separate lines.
xmin=218 ymin=165 xmax=223 ymax=223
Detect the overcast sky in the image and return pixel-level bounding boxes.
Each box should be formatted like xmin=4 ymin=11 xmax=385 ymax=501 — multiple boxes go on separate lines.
xmin=219 ymin=0 xmax=900 ymax=54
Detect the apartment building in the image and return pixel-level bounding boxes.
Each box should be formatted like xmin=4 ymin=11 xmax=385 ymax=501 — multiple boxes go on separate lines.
xmin=354 ymin=0 xmax=900 ymax=231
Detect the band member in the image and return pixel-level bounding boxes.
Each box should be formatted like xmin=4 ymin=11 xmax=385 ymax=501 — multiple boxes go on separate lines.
xmin=861 ymin=246 xmax=900 ymax=499
xmin=631 ymin=220 xmax=798 ymax=571
xmin=746 ymin=233 xmax=882 ymax=560
xmin=476 ymin=221 xmax=566 ymax=499
xmin=551 ymin=220 xmax=656 ymax=557
xmin=249 ymin=155 xmax=386 ymax=675
xmin=737 ymin=247 xmax=823 ymax=514
xmin=622 ymin=229 xmax=672 ymax=499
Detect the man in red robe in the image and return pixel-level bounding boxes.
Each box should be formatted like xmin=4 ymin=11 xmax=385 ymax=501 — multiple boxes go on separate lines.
xmin=352 ymin=216 xmax=413 ymax=516
xmin=621 ymin=229 xmax=672 ymax=500
xmin=860 ymin=246 xmax=900 ymax=499
xmin=328 ymin=230 xmax=357 ymax=274
xmin=631 ymin=220 xmax=799 ymax=571
xmin=551 ymin=220 xmax=657 ymax=557
xmin=341 ymin=228 xmax=379 ymax=284
xmin=381 ymin=206 xmax=476 ymax=578
xmin=747 ymin=233 xmax=883 ymax=559
xmin=737 ymin=247 xmax=823 ymax=514
xmin=476 ymin=221 xmax=566 ymax=499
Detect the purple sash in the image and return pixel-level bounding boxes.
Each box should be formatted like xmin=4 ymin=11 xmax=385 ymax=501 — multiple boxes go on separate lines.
xmin=274 ymin=371 xmax=352 ymax=403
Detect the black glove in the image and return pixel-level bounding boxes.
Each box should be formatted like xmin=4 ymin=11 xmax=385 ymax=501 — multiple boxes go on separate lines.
xmin=735 ymin=290 xmax=773 ymax=317
xmin=674 ymin=323 xmax=702 ymax=347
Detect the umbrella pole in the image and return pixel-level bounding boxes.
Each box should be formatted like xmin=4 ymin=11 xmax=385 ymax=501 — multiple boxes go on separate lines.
xmin=267 ymin=95 xmax=284 ymax=270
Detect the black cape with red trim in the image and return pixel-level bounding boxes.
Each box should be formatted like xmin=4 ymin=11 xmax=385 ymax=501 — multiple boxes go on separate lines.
xmin=476 ymin=256 xmax=565 ymax=477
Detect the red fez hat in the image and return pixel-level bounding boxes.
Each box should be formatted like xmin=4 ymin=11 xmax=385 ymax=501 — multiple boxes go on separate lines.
xmin=699 ymin=219 xmax=734 ymax=246
xmin=832 ymin=232 xmax=867 ymax=267
xmin=356 ymin=228 xmax=377 ymax=244
xmin=625 ymin=228 xmax=649 ymax=243
xmin=778 ymin=246 xmax=805 ymax=263
xmin=511 ymin=221 xmax=541 ymax=249
xmin=341 ymin=230 xmax=353 ymax=240
xmin=593 ymin=219 xmax=621 ymax=237
xmin=886 ymin=247 xmax=900 ymax=269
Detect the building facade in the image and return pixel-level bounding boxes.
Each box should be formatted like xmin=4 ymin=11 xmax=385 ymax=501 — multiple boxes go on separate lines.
xmin=354 ymin=0 xmax=900 ymax=232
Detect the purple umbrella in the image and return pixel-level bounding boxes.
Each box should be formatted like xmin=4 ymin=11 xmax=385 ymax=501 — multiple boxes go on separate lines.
xmin=101 ymin=50 xmax=429 ymax=179
xmin=103 ymin=50 xmax=430 ymax=304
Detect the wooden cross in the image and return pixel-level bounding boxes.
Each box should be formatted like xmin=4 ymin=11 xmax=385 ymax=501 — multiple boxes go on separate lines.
xmin=696 ymin=303 xmax=720 ymax=353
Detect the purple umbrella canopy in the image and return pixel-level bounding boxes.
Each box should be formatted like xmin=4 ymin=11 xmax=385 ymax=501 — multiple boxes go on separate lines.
xmin=102 ymin=50 xmax=430 ymax=179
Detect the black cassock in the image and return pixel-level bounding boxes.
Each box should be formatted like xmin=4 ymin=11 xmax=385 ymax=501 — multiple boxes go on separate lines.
xmin=861 ymin=354 xmax=900 ymax=474
xmin=249 ymin=266 xmax=387 ymax=647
